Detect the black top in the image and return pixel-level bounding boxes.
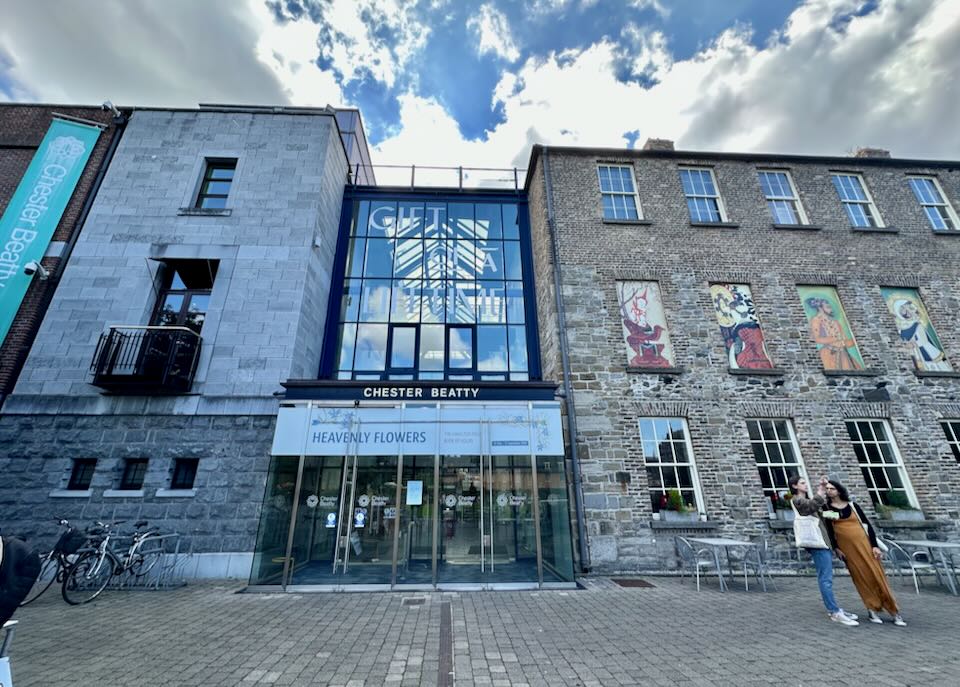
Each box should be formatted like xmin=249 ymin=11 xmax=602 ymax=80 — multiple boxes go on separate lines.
xmin=822 ymin=502 xmax=878 ymax=550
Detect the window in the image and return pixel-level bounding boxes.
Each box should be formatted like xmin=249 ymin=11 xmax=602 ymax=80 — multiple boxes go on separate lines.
xmin=170 ymin=458 xmax=199 ymax=490
xmin=597 ymin=165 xmax=641 ymax=220
xmin=844 ymin=420 xmax=917 ymax=507
xmin=831 ymin=174 xmax=883 ymax=228
xmin=67 ymin=458 xmax=97 ymax=490
xmin=334 ymin=200 xmax=531 ymax=380
xmin=153 ymin=260 xmax=218 ymax=334
xmin=119 ymin=458 xmax=149 ymax=490
xmin=746 ymin=420 xmax=806 ymax=507
xmin=638 ymin=418 xmax=703 ymax=513
xmin=195 ymin=159 xmax=237 ymax=209
xmin=908 ymin=176 xmax=959 ymax=231
xmin=942 ymin=421 xmax=960 ymax=463
xmin=679 ymin=167 xmax=727 ymax=223
xmin=758 ymin=170 xmax=808 ymax=225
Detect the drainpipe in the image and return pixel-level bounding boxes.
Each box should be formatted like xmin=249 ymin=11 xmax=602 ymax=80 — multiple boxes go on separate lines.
xmin=0 ymin=110 xmax=128 ymax=407
xmin=542 ymin=148 xmax=591 ymax=572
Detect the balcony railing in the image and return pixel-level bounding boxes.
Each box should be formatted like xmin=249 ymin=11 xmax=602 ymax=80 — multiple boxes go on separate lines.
xmin=348 ymin=163 xmax=526 ymax=192
xmin=90 ymin=326 xmax=202 ymax=394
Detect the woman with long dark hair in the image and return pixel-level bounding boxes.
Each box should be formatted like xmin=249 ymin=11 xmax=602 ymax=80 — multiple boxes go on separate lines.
xmin=787 ymin=474 xmax=858 ymax=626
xmin=823 ymin=479 xmax=906 ymax=626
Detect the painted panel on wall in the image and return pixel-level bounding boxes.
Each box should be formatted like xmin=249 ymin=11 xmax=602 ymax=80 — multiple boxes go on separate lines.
xmin=797 ymin=285 xmax=864 ymax=371
xmin=709 ymin=283 xmax=774 ymax=370
xmin=617 ymin=281 xmax=675 ymax=368
xmin=880 ymin=287 xmax=951 ymax=372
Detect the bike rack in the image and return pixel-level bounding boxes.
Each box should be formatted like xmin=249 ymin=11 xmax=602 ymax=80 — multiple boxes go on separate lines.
xmin=105 ymin=533 xmax=191 ymax=592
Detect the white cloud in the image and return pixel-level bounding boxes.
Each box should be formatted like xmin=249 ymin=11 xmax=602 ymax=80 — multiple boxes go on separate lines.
xmin=375 ymin=0 xmax=960 ymax=170
xmin=467 ymin=4 xmax=521 ymax=62
xmin=0 ymin=0 xmax=290 ymax=107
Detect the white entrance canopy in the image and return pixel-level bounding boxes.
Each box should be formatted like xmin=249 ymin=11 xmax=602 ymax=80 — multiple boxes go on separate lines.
xmin=271 ymin=402 xmax=565 ymax=456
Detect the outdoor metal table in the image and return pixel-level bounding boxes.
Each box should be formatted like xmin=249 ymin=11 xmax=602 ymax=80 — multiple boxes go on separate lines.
xmin=895 ymin=540 xmax=960 ymax=596
xmin=687 ymin=537 xmax=767 ymax=592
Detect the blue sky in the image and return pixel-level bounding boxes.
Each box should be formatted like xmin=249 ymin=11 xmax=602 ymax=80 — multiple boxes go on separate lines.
xmin=1 ymin=0 xmax=958 ymax=169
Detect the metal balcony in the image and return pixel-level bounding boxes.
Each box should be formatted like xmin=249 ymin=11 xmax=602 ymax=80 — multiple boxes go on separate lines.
xmin=90 ymin=326 xmax=202 ymax=394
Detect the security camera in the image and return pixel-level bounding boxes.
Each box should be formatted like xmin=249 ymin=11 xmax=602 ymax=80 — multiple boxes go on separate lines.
xmin=24 ymin=261 xmax=50 ymax=280
xmin=101 ymin=100 xmax=121 ymax=117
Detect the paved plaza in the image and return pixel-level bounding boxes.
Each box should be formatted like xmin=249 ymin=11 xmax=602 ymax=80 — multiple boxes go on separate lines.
xmin=7 ymin=574 xmax=960 ymax=686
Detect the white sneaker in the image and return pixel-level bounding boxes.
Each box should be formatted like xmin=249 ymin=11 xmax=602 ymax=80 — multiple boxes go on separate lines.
xmin=893 ymin=614 xmax=907 ymax=627
xmin=830 ymin=612 xmax=860 ymax=627
xmin=868 ymin=610 xmax=883 ymax=624
xmin=840 ymin=610 xmax=859 ymax=621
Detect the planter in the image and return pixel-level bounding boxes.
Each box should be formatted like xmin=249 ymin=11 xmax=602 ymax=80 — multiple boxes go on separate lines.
xmin=885 ymin=508 xmax=925 ymax=522
xmin=661 ymin=510 xmax=699 ymax=523
xmin=775 ymin=509 xmax=795 ymax=522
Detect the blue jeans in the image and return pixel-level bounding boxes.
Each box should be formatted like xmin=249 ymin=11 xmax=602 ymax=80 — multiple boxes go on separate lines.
xmin=807 ymin=547 xmax=839 ymax=613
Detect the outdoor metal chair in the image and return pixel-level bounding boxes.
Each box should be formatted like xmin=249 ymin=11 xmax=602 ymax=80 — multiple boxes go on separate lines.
xmin=675 ymin=536 xmax=714 ymax=591
xmin=742 ymin=537 xmax=778 ymax=591
xmin=881 ymin=537 xmax=942 ymax=595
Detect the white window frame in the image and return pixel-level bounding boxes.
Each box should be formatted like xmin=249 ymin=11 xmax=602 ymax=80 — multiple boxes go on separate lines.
xmin=638 ymin=417 xmax=705 ymax=514
xmin=844 ymin=419 xmax=919 ymax=508
xmin=746 ymin=419 xmax=808 ymax=505
xmin=757 ymin=169 xmax=809 ymax=225
xmin=679 ymin=166 xmax=729 ymax=223
xmin=831 ymin=173 xmax=884 ymax=228
xmin=597 ymin=164 xmax=642 ymax=220
xmin=907 ymin=176 xmax=960 ymax=232
xmin=941 ymin=420 xmax=960 ymax=463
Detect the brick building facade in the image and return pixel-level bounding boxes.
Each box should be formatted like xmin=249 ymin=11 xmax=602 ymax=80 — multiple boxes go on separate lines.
xmin=527 ymin=143 xmax=960 ymax=572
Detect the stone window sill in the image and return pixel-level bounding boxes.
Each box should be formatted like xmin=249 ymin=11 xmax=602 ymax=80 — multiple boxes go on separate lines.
xmin=650 ymin=520 xmax=719 ymax=531
xmin=155 ymin=488 xmax=197 ymax=498
xmin=875 ymin=519 xmax=940 ymax=530
xmin=822 ymin=368 xmax=881 ymax=377
xmin=602 ymin=218 xmax=653 ymax=226
xmin=767 ymin=520 xmax=795 ymax=531
xmin=49 ymin=489 xmax=92 ymax=498
xmin=932 ymin=230 xmax=960 ymax=237
xmin=177 ymin=207 xmax=232 ymax=217
xmin=728 ymin=367 xmax=786 ymax=376
xmin=851 ymin=226 xmax=898 ymax=234
xmin=626 ymin=366 xmax=685 ymax=375
xmin=773 ymin=223 xmax=822 ymax=231
xmin=103 ymin=489 xmax=145 ymax=498
xmin=914 ymin=369 xmax=960 ymax=379
xmin=689 ymin=221 xmax=739 ymax=229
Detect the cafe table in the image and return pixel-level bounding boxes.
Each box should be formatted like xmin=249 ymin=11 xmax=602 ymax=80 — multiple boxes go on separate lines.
xmin=895 ymin=540 xmax=960 ymax=596
xmin=687 ymin=537 xmax=767 ymax=592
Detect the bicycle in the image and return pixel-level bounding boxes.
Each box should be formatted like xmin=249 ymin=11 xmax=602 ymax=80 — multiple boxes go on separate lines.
xmin=19 ymin=519 xmax=90 ymax=606
xmin=61 ymin=520 xmax=163 ymax=605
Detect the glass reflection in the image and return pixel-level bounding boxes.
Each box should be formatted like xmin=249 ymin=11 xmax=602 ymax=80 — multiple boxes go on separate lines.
xmin=359 ymin=279 xmax=391 ymax=321
xmin=355 ymin=324 xmax=388 ymax=370
xmin=477 ymin=326 xmax=508 ymax=371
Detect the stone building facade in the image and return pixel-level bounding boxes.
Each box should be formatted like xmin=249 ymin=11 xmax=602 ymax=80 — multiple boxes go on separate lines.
xmin=527 ymin=144 xmax=960 ymax=572
xmin=0 ymin=106 xmax=351 ymax=575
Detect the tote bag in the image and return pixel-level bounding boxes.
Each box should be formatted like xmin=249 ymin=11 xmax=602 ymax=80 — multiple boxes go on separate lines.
xmin=791 ymin=502 xmax=829 ymax=549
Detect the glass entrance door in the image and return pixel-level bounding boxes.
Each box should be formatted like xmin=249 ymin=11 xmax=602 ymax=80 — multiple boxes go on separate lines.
xmin=437 ymin=455 xmax=483 ymax=584
xmin=287 ymin=457 xmax=342 ymax=585
xmin=395 ymin=455 xmax=436 ymax=586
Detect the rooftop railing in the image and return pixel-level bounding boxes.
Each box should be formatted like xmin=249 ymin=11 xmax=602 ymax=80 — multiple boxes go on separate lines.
xmin=349 ymin=164 xmax=526 ymax=192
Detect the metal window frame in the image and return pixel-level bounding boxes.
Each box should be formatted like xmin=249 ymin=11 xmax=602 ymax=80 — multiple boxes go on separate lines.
xmin=67 ymin=458 xmax=98 ymax=491
xmin=119 ymin=458 xmax=149 ymax=490
xmin=195 ymin=158 xmax=237 ymax=209
xmin=757 ymin=169 xmax=809 ymax=225
xmin=845 ymin=419 xmax=919 ymax=507
xmin=596 ymin=164 xmax=643 ymax=220
xmin=908 ymin=175 xmax=960 ymax=231
xmin=638 ymin=417 xmax=706 ymax=514
xmin=746 ymin=418 xmax=808 ymax=498
xmin=679 ymin=166 xmax=728 ymax=223
xmin=170 ymin=457 xmax=200 ymax=490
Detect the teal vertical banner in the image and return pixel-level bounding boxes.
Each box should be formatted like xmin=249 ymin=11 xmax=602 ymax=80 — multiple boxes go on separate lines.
xmin=0 ymin=118 xmax=102 ymax=347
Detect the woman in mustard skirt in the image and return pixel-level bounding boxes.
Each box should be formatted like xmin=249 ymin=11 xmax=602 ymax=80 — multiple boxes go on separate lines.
xmin=823 ymin=480 xmax=906 ymax=626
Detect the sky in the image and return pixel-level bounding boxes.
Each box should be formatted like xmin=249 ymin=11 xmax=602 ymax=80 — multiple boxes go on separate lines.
xmin=1 ymin=0 xmax=959 ymax=172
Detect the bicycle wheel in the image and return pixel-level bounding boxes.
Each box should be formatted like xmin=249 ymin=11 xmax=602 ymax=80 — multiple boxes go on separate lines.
xmin=62 ymin=551 xmax=114 ymax=605
xmin=130 ymin=546 xmax=164 ymax=578
xmin=20 ymin=552 xmax=59 ymax=606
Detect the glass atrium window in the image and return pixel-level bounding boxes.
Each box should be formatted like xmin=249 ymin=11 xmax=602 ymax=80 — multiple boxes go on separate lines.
xmin=334 ymin=200 xmax=532 ymax=380
xmin=758 ymin=170 xmax=808 ymax=225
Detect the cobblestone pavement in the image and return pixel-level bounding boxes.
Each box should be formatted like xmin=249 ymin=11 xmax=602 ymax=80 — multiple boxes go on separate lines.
xmin=7 ymin=575 xmax=960 ymax=686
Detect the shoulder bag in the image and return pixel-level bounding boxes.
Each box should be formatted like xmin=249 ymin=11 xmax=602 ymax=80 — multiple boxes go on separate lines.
xmin=851 ymin=502 xmax=889 ymax=553
xmin=791 ymin=501 xmax=829 ymax=549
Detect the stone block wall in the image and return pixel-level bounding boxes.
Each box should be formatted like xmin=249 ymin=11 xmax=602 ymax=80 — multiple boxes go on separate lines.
xmin=529 ymin=148 xmax=960 ymax=572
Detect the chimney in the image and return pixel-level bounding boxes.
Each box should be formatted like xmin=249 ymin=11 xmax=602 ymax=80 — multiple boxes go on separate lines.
xmin=642 ymin=138 xmax=675 ymax=152
xmin=853 ymin=147 xmax=891 ymax=159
